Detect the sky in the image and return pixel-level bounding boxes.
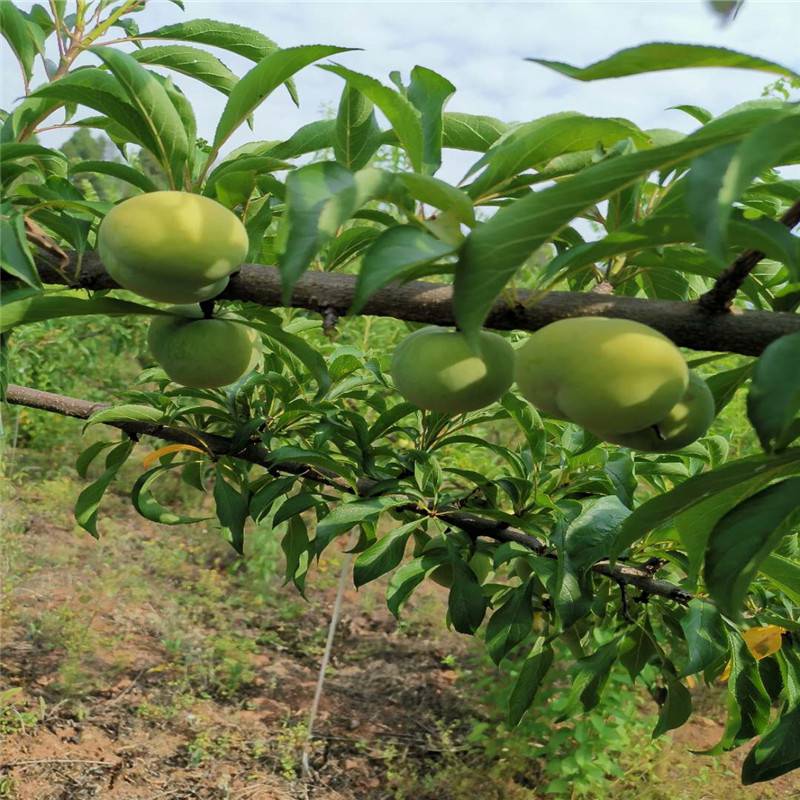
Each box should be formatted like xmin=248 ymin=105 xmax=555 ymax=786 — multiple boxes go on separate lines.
xmin=2 ymin=1 xmax=799 ymax=183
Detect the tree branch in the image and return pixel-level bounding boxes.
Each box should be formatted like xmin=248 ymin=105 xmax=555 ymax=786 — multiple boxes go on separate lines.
xmin=33 ymin=252 xmax=800 ymax=357
xmin=5 ymin=383 xmax=692 ymax=605
xmin=698 ymin=198 xmax=800 ymax=314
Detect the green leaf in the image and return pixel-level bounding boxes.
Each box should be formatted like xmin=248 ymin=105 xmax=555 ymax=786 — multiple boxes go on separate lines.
xmin=90 ymin=46 xmax=190 ymax=188
xmin=273 ymin=492 xmax=318 ymax=526
xmin=282 ymin=515 xmax=310 ymax=595
xmin=705 ymin=478 xmax=800 ymax=618
xmin=564 ymin=495 xmax=630 ymax=573
xmin=448 ymin=559 xmax=488 ymax=634
xmin=652 ymin=678 xmax=692 ymax=738
xmin=407 ymin=65 xmax=455 ymax=175
xmin=316 ymin=497 xmax=404 ymax=554
xmin=680 ymin=599 xmax=728 ymax=677
xmin=398 ymin=172 xmax=474 ymax=224
xmin=707 ymin=363 xmax=753 ymax=416
xmin=564 ymin=639 xmax=620 ymax=713
xmin=529 ymin=43 xmax=799 ymax=82
xmin=75 ymin=441 xmax=116 ymax=480
xmin=689 ymin=113 xmax=800 ymax=263
xmin=0 ymin=294 xmax=168 ymax=334
xmin=132 ymin=465 xmax=208 ymax=525
xmin=466 ymin=113 xmax=650 ymax=199
xmin=0 ymin=0 xmax=37 ymax=83
xmin=620 ymin=626 xmax=657 ymax=681
xmin=387 ymin=556 xmax=428 ymax=617
xmin=69 ymin=160 xmax=158 ymax=193
xmin=334 ymin=83 xmax=381 ymax=170
xmin=454 ymin=105 xmax=789 ymax=339
xmin=484 ymin=579 xmax=534 ymax=664
xmin=268 ymin=119 xmax=336 ymax=160
xmin=0 ymin=208 xmax=41 ymax=289
xmin=321 ymin=64 xmax=424 ymax=172
xmin=705 ymin=627 xmax=771 ymax=753
xmin=612 ymin=448 xmax=800 ymax=557
xmin=353 ymin=519 xmax=420 ymax=587
xmin=277 ymin=161 xmax=358 ymax=302
xmin=132 ymin=45 xmax=238 ymax=95
xmin=759 ymin=554 xmax=800 ymax=604
xmin=742 ymin=703 xmax=800 ymax=784
xmin=213 ymin=464 xmax=250 ymax=554
xmin=351 ymin=225 xmax=457 ymax=314
xmin=442 ymin=112 xmax=509 ymax=152
xmin=748 ymin=332 xmax=800 ymax=452
xmin=324 ymin=226 xmax=380 ymax=270
xmin=74 ymin=440 xmax=134 ymax=537
xmin=213 ymin=45 xmax=348 ymax=155
xmin=508 ymin=643 xmax=554 ymax=726
xmin=256 ymin=321 xmax=331 ymax=397
xmin=249 ymin=475 xmax=296 ymax=522
xmin=87 ymin=404 xmax=165 ymax=427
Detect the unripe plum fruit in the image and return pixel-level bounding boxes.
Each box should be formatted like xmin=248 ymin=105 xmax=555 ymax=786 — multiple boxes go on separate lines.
xmin=515 ymin=317 xmax=688 ymax=434
xmin=594 ymin=371 xmax=715 ymax=452
xmin=148 ymin=306 xmax=256 ymax=388
xmin=98 ymin=191 xmax=249 ymax=303
xmin=391 ymin=327 xmax=514 ymax=413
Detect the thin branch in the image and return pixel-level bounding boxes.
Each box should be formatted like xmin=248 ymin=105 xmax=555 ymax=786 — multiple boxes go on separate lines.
xmin=5 ymin=383 xmax=692 ymax=604
xmin=698 ymin=198 xmax=800 ymax=313
xmin=31 ymin=253 xmax=800 ymax=357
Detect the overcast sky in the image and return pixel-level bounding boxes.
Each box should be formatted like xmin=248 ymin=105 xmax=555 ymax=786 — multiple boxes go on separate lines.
xmin=2 ymin=1 xmax=799 ymax=182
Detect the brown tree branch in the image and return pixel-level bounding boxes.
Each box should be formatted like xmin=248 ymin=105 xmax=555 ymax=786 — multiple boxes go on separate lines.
xmin=32 ymin=252 xmax=800 ymax=357
xmin=698 ymin=198 xmax=800 ymax=314
xmin=5 ymin=383 xmax=691 ymax=604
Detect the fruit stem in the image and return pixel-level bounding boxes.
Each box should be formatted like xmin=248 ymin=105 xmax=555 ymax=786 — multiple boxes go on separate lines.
xmin=199 ymin=300 xmax=215 ymax=320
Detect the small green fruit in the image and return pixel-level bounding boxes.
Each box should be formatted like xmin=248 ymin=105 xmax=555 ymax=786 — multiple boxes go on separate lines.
xmin=515 ymin=317 xmax=688 ymax=434
xmin=148 ymin=307 xmax=255 ymax=388
xmin=595 ymin=371 xmax=715 ymax=452
xmin=98 ymin=191 xmax=248 ymax=303
xmin=391 ymin=327 xmax=514 ymax=413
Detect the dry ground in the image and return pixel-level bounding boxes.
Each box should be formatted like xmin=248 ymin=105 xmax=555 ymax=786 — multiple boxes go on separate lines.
xmin=1 ymin=465 xmax=798 ymax=800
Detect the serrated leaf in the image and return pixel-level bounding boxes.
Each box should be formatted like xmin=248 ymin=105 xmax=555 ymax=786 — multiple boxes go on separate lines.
xmin=132 ymin=465 xmax=208 ymax=525
xmin=249 ymin=476 xmax=296 ymax=522
xmin=353 ymin=519 xmax=420 ymax=587
xmin=484 ymin=579 xmax=534 ymax=664
xmin=407 ymin=65 xmax=455 ymax=175
xmin=70 ymin=160 xmax=158 ymax=193
xmin=653 ymin=679 xmax=692 ymax=738
xmin=508 ymin=643 xmax=553 ymax=726
xmin=705 ymin=478 xmax=800 ymax=618
xmin=398 ymin=172 xmax=474 ymax=224
xmin=742 ymin=703 xmax=800 ymax=784
xmin=91 ymin=46 xmax=190 ymax=188
xmin=0 ymin=209 xmax=41 ymax=289
xmin=529 ymin=43 xmax=799 ymax=82
xmin=0 ymin=0 xmax=37 ymax=83
xmin=0 ymin=294 xmax=168 ymax=334
xmin=321 ymin=64 xmax=424 ymax=173
xmin=564 ymin=495 xmax=630 ymax=573
xmin=87 ymin=404 xmax=165 ymax=427
xmin=74 ymin=439 xmax=134 ymax=537
xmin=213 ymin=464 xmax=250 ymax=554
xmin=334 ymin=83 xmax=381 ymax=170
xmin=442 ymin=112 xmax=508 ymax=152
xmin=454 ymin=105 xmax=789 ymax=340
xmin=759 ymin=554 xmax=800 ymax=604
xmin=273 ymin=492 xmax=318 ymax=526
xmin=213 ymin=45 xmax=348 ymax=155
xmin=448 ymin=559 xmax=488 ymax=634
xmin=133 ymin=45 xmax=238 ymax=94
xmin=282 ymin=515 xmax=310 ymax=595
xmin=680 ymin=599 xmax=728 ymax=677
xmin=350 ymin=225 xmax=457 ymax=313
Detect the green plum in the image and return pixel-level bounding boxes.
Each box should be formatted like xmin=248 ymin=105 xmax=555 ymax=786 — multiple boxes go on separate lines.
xmin=391 ymin=327 xmax=514 ymax=413
xmin=148 ymin=306 xmax=256 ymax=388
xmin=98 ymin=191 xmax=248 ymax=303
xmin=595 ymin=371 xmax=715 ymax=452
xmin=515 ymin=317 xmax=688 ymax=434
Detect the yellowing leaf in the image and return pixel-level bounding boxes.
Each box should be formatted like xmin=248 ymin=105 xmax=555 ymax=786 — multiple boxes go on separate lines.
xmin=720 ymin=625 xmax=786 ymax=681
xmin=142 ymin=443 xmax=205 ymax=469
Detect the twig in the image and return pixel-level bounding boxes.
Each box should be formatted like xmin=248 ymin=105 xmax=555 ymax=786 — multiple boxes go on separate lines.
xmin=28 ymin=252 xmax=800 ymax=357
xmin=4 ymin=383 xmax=693 ymax=604
xmin=1 ymin=758 xmax=117 ymax=769
xmin=698 ymin=198 xmax=800 ymax=313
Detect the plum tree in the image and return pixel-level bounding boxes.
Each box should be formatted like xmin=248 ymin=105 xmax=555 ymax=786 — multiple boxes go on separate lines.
xmin=98 ymin=191 xmax=249 ymax=303
xmin=147 ymin=307 xmax=256 ymax=388
xmin=391 ymin=327 xmax=514 ymax=413
xmin=515 ymin=317 xmax=689 ymax=434
xmin=593 ymin=371 xmax=715 ymax=452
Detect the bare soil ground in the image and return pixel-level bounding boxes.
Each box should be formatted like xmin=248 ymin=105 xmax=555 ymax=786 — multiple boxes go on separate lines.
xmin=1 ymin=469 xmax=798 ymax=800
